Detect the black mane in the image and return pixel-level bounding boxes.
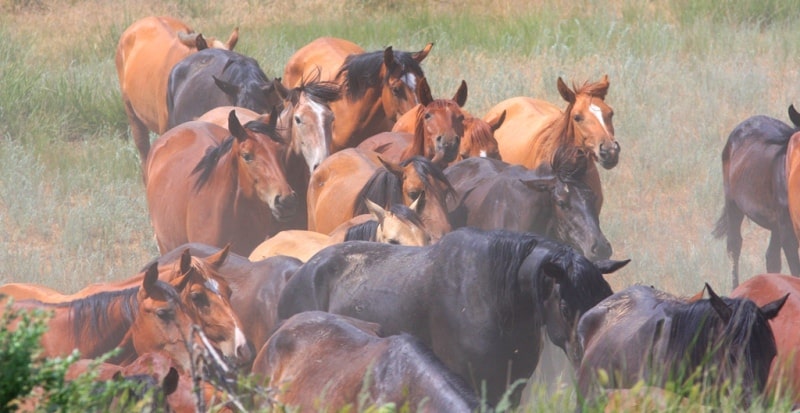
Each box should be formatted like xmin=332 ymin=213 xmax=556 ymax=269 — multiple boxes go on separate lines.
xmin=337 ymin=49 xmax=425 ymax=100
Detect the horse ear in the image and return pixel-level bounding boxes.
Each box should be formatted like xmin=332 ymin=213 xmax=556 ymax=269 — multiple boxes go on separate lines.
xmin=453 ymin=80 xmax=468 ymax=107
xmin=214 ymin=76 xmax=240 ymax=98
xmin=760 ymin=293 xmax=789 ymax=320
xmin=687 ymin=285 xmax=705 ymax=303
xmin=705 ymin=283 xmax=732 ymax=323
xmin=412 ymin=42 xmax=434 ymax=63
xmin=180 ymin=248 xmax=192 ymax=275
xmin=225 ymin=27 xmax=239 ymax=50
xmin=592 ymin=259 xmax=630 ymax=274
xmin=789 ymin=104 xmax=800 ymax=128
xmin=383 ymin=46 xmax=399 ymax=73
xmin=489 ymin=110 xmax=507 ymax=132
xmin=557 ymin=77 xmax=576 ymax=104
xmin=142 ymin=262 xmax=160 ymax=295
xmin=417 ymin=77 xmax=433 ymax=106
xmin=364 ymin=198 xmax=386 ymax=223
xmin=594 ymin=74 xmax=610 ymax=99
xmin=519 ymin=177 xmax=556 ymax=192
xmin=377 ymin=156 xmax=404 ymax=178
xmin=228 ymin=110 xmax=248 ymax=143
xmin=272 ymin=78 xmax=289 ymax=101
xmin=162 ymin=367 xmax=180 ymax=396
xmin=206 ymin=244 xmax=231 ymax=269
xmin=194 ymin=33 xmax=208 ymax=51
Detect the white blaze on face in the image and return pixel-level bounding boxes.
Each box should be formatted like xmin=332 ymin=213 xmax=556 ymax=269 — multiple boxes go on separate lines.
xmin=302 ymin=98 xmax=331 ymax=173
xmin=479 ymin=150 xmax=487 ymax=158
xmin=589 ymin=104 xmax=610 ymax=136
xmin=402 ymin=74 xmax=417 ymax=101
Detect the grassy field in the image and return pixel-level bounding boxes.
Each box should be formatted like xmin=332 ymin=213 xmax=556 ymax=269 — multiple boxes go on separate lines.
xmin=1 ymin=0 xmax=798 ymax=410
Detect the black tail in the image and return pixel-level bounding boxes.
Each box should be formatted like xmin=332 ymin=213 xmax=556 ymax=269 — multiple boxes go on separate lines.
xmin=712 ymin=204 xmax=728 ymax=239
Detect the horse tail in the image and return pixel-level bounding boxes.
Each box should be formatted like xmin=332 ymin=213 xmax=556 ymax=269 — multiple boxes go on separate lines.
xmin=712 ymin=204 xmax=728 ymax=239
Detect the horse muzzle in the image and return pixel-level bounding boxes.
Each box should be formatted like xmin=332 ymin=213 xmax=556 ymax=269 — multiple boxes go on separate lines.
xmin=598 ymin=141 xmax=620 ymax=169
xmin=434 ymin=135 xmax=461 ymax=165
xmin=271 ymin=192 xmax=298 ymax=221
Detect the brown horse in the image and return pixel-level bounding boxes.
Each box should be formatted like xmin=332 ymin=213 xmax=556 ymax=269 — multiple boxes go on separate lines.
xmin=115 ymin=16 xmax=238 ymax=164
xmin=713 ymin=107 xmax=800 ymax=288
xmin=483 ymin=76 xmax=619 ymax=211
xmin=145 ymin=111 xmax=295 ymax=256
xmin=784 ymin=105 xmax=800 ymax=246
xmin=248 ymin=198 xmax=430 ymax=262
xmin=283 ymin=37 xmax=433 ymax=151
xmin=307 ymin=149 xmax=455 ymax=240
xmin=732 ymin=273 xmax=800 ymax=405
xmin=357 ymin=77 xmax=467 ymax=168
xmin=252 ymin=311 xmax=479 ymax=412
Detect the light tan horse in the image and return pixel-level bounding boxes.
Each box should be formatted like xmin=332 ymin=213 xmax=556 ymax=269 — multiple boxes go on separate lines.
xmin=483 ymin=75 xmax=619 ymax=211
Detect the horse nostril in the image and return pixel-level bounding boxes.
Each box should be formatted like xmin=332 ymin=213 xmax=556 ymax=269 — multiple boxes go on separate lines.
xmin=436 ymin=136 xmax=443 ymax=144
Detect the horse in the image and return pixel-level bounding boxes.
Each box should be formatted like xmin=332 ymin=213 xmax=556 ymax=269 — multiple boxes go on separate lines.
xmin=251 ymin=311 xmax=479 ymax=412
xmin=276 ymin=227 xmax=629 ymax=405
xmin=357 ymin=77 xmax=467 ymax=167
xmin=166 ymin=48 xmax=286 ymax=130
xmin=483 ymin=75 xmax=619 ymax=211
xmin=307 ymin=150 xmax=455 ymax=240
xmin=712 ymin=106 xmax=800 ymax=288
xmin=115 ymin=16 xmax=238 ymax=164
xmin=784 ymin=105 xmax=800 ymax=246
xmin=444 ymin=146 xmax=612 ymax=260
xmin=248 ymin=198 xmax=430 ymax=262
xmin=576 ymin=284 xmax=787 ymax=410
xmin=145 ymin=111 xmax=295 ymax=256
xmin=732 ymin=273 xmax=800 ymax=404
xmin=283 ymin=37 xmax=433 ymax=150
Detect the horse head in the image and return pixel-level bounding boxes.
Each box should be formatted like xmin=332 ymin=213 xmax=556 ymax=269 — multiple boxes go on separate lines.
xmin=559 ymin=75 xmax=620 ymax=169
xmin=412 ymin=77 xmax=467 ymax=168
xmin=365 ymin=198 xmax=431 ymax=246
xmin=379 ymin=43 xmax=433 ymax=121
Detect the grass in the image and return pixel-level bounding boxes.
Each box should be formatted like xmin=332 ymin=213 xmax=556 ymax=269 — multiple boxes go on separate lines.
xmin=1 ymin=0 xmax=799 ymax=410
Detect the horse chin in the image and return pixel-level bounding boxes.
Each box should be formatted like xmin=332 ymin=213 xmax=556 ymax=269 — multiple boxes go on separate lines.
xmin=271 ymin=207 xmax=297 ymax=222
xmin=599 ymin=155 xmax=619 ymax=170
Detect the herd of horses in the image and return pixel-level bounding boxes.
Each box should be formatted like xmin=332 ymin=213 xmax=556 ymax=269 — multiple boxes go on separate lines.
xmin=3 ymin=14 xmax=800 ymax=412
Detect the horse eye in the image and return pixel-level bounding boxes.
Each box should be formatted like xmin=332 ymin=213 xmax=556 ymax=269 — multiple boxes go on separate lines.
xmin=242 ymin=152 xmax=254 ymax=162
xmin=573 ymin=114 xmax=584 ymax=122
xmin=156 ymin=308 xmax=175 ymax=321
xmin=408 ymin=191 xmax=421 ymax=200
xmin=424 ymin=112 xmax=433 ymax=120
xmin=191 ymin=292 xmax=210 ymax=308
xmin=392 ymin=86 xmax=404 ymax=97
xmin=388 ymin=239 xmax=400 ymax=245
xmin=294 ymin=115 xmax=301 ymax=125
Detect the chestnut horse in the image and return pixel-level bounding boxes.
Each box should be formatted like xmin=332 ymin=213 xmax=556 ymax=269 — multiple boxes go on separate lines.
xmin=283 ymin=37 xmax=433 ymax=150
xmin=252 ymin=311 xmax=479 ymax=412
xmin=784 ymin=105 xmax=800 ymax=246
xmin=145 ymin=111 xmax=295 ymax=256
xmin=248 ymin=198 xmax=430 ymax=262
xmin=115 ymin=16 xmax=238 ymax=164
xmin=732 ymin=273 xmax=800 ymax=405
xmin=483 ymin=75 xmax=619 ymax=211
xmin=307 ymin=149 xmax=455 ymax=240
xmin=357 ymin=77 xmax=467 ymax=168
xmin=713 ymin=106 xmax=800 ymax=288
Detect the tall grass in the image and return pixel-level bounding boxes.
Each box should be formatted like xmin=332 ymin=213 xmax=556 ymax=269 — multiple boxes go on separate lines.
xmin=1 ymin=0 xmax=798 ymax=410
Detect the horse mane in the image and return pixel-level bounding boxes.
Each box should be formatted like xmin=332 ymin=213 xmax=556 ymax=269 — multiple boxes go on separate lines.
xmin=537 ymin=79 xmax=609 ymax=165
xmin=336 ymin=49 xmax=425 ymax=100
xmin=191 ymin=119 xmax=283 ymax=191
xmin=482 ymin=230 xmax=542 ymax=316
xmin=463 ymin=117 xmax=496 ymax=151
xmin=353 ymin=156 xmax=455 ymax=216
xmin=389 ymin=203 xmax=425 ymax=228
xmin=56 ymin=287 xmax=140 ymax=346
xmin=344 ymin=220 xmax=378 ymax=242
xmin=550 ymin=145 xmax=589 ymax=184
xmin=289 ymin=72 xmax=341 ymax=106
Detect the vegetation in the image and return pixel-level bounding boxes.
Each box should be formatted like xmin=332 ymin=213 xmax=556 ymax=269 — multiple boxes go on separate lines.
xmin=1 ymin=0 xmax=798 ymax=410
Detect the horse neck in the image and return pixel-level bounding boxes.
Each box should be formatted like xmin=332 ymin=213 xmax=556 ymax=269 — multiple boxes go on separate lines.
xmin=532 ymin=103 xmax=577 ymax=167
xmin=341 ymin=87 xmax=389 ymax=140
xmin=419 ymin=188 xmax=452 ymax=240
xmin=65 ymin=290 xmax=139 ymax=359
xmin=401 ymin=106 xmax=426 ymax=160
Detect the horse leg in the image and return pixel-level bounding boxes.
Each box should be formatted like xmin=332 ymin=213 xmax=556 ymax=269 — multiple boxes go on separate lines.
xmin=123 ymin=100 xmax=151 ymax=167
xmin=780 ymin=226 xmax=800 ymax=276
xmin=725 ymin=204 xmax=744 ymax=289
xmin=766 ymin=230 xmax=783 ymax=275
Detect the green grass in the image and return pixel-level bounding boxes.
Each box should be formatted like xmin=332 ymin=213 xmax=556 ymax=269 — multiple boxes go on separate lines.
xmin=1 ymin=0 xmax=799 ymax=410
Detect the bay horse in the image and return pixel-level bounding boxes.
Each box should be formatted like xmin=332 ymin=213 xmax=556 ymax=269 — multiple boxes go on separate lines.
xmin=483 ymin=75 xmax=619 ymax=211
xmin=166 ymin=48 xmax=286 ymax=130
xmin=145 ymin=111 xmax=296 ymax=256
xmin=283 ymin=37 xmax=433 ymax=150
xmin=251 ymin=311 xmax=479 ymax=412
xmin=276 ymin=227 xmax=629 ymax=405
xmin=357 ymin=77 xmax=467 ymax=167
xmin=307 ymin=149 xmax=455 ymax=240
xmin=732 ymin=273 xmax=800 ymax=405
xmin=444 ymin=146 xmax=612 ymax=260
xmin=115 ymin=16 xmax=238 ymax=164
xmin=576 ymin=284 xmax=787 ymax=410
xmin=713 ymin=106 xmax=800 ymax=288
xmin=248 ymin=198 xmax=430 ymax=262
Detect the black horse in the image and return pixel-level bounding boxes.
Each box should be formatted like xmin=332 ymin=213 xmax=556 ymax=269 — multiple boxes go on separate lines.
xmin=576 ymin=284 xmax=788 ymax=410
xmin=276 ymin=227 xmax=628 ymax=405
xmin=713 ymin=105 xmax=800 ymax=288
xmin=166 ymin=48 xmax=286 ymax=128
xmin=251 ymin=311 xmax=479 ymax=412
xmin=445 ymin=146 xmax=612 ymax=261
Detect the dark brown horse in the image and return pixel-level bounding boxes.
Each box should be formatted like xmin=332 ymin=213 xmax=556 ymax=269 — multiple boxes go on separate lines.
xmin=357 ymin=77 xmax=467 ymax=167
xmin=484 ymin=76 xmax=619 ymax=212
xmin=145 ymin=111 xmax=295 ymax=256
xmin=444 ymin=146 xmax=612 ymax=260
xmin=166 ymin=48 xmax=285 ymax=130
xmin=115 ymin=16 xmax=238 ymax=164
xmin=283 ymin=37 xmax=433 ymax=150
xmin=277 ymin=227 xmax=629 ymax=405
xmin=577 ymin=284 xmax=787 ymax=410
xmin=713 ymin=108 xmax=800 ymax=288
xmin=251 ymin=311 xmax=479 ymax=412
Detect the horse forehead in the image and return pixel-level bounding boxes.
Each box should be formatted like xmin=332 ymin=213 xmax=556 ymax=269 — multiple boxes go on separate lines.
xmin=202 ymin=277 xmax=222 ymax=297
xmin=401 ymin=72 xmax=417 ymax=91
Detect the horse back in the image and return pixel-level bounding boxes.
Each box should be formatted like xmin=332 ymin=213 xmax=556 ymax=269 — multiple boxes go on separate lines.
xmin=484 ymin=97 xmax=562 ymax=168
xmin=283 ymin=36 xmax=364 ymax=88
